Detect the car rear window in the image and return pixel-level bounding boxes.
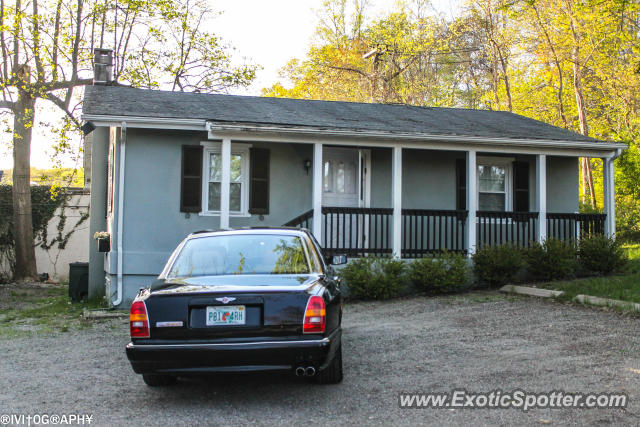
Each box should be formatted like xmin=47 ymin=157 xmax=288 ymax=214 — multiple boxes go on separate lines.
xmin=167 ymin=234 xmax=312 ymax=278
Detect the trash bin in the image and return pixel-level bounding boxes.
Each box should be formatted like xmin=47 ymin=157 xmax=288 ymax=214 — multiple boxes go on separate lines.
xmin=69 ymin=262 xmax=89 ymax=302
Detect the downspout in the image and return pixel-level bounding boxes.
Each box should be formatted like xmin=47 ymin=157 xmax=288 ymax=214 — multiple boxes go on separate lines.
xmin=112 ymin=122 xmax=126 ymax=307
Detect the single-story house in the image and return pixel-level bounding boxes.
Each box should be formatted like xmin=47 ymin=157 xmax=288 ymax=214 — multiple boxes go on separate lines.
xmin=82 ymin=82 xmax=626 ymax=308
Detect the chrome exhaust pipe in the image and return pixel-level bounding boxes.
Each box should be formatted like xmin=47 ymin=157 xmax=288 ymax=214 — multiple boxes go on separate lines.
xmin=295 ymin=367 xmax=305 ymax=377
xmin=305 ymin=367 xmax=316 ymax=377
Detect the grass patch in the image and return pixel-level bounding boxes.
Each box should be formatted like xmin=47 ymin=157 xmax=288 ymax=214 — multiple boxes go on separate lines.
xmin=0 ymin=284 xmax=106 ymax=339
xmin=540 ymin=272 xmax=640 ymax=305
xmin=623 ymin=243 xmax=640 ymax=261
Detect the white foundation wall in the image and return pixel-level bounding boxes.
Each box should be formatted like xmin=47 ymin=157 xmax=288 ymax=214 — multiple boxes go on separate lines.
xmin=34 ymin=194 xmax=90 ymax=282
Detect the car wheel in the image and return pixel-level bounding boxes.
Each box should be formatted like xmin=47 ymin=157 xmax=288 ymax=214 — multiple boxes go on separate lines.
xmin=316 ymin=345 xmax=343 ymax=384
xmin=142 ymin=374 xmax=177 ymax=386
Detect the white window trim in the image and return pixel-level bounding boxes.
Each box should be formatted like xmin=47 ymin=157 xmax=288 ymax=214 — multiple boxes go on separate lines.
xmin=476 ymin=156 xmax=514 ymax=212
xmin=200 ymin=141 xmax=251 ymax=217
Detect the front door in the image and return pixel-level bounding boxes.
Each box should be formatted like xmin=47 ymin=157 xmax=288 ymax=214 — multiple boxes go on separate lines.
xmin=322 ymin=148 xmax=360 ymax=207
xmin=322 ymin=147 xmax=370 ymax=251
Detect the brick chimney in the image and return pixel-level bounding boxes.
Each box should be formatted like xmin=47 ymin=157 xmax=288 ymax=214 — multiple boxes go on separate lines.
xmin=93 ymin=48 xmax=113 ymax=85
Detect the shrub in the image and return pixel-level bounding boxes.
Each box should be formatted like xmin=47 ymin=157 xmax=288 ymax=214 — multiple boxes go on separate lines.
xmin=525 ymin=239 xmax=577 ymax=281
xmin=472 ymin=244 xmax=524 ymax=287
xmin=409 ymin=251 xmax=469 ymax=293
xmin=338 ymin=256 xmax=407 ymax=300
xmin=578 ymin=235 xmax=627 ymax=275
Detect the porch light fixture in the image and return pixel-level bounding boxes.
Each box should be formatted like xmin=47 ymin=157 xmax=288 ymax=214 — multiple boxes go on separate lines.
xmin=303 ymin=158 xmax=312 ymax=175
xmin=81 ymin=121 xmax=96 ymax=135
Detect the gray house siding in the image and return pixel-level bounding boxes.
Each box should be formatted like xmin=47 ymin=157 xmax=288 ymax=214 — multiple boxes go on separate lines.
xmin=92 ymin=128 xmax=580 ymax=307
xmin=547 ymin=156 xmax=579 ymax=213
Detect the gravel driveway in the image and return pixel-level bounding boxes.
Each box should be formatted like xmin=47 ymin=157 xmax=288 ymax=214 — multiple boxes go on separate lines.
xmin=2 ymin=292 xmax=639 ymax=426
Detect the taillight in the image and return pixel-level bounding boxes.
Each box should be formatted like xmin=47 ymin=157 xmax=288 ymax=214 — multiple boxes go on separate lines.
xmin=130 ymin=300 xmax=150 ymax=338
xmin=303 ymin=296 xmax=326 ymax=334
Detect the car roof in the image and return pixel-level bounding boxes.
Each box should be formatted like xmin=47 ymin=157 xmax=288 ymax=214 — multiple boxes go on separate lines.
xmin=186 ymin=227 xmax=311 ymax=240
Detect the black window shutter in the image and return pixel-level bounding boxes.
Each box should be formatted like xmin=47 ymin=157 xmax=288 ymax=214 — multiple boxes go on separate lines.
xmin=456 ymin=158 xmax=466 ymax=210
xmin=180 ymin=145 xmax=203 ymax=212
xmin=513 ymin=161 xmax=530 ymax=212
xmin=249 ymin=148 xmax=270 ymax=215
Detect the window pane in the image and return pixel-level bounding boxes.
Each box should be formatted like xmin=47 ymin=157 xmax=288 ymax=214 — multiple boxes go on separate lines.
xmin=231 ymin=154 xmax=242 ymax=182
xmin=167 ymin=235 xmax=311 ymax=277
xmin=336 ymin=162 xmax=345 ymax=193
xmin=344 ymin=161 xmax=356 ymax=194
xmin=479 ymin=192 xmax=505 ymax=211
xmin=478 ymin=165 xmax=505 ymax=192
xmin=323 ymin=161 xmax=332 ymax=192
xmin=230 ymin=183 xmax=242 ymax=212
xmin=208 ymin=182 xmax=221 ymax=211
xmin=209 ymin=153 xmax=221 ymax=181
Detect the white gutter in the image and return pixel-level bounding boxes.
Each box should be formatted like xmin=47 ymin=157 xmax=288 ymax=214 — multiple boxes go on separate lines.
xmin=82 ymin=114 xmax=206 ymax=131
xmin=112 ymin=121 xmax=126 ymax=307
xmin=207 ymin=123 xmax=628 ymax=152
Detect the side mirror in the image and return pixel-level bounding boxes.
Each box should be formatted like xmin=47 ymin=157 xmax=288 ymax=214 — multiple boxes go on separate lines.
xmin=331 ymin=254 xmax=347 ymax=265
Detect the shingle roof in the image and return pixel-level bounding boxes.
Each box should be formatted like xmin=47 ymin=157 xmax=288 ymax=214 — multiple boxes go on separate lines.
xmin=83 ymin=85 xmax=602 ymax=143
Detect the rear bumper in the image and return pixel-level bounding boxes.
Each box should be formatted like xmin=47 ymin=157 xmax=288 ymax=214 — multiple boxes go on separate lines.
xmin=126 ymin=328 xmax=341 ymax=375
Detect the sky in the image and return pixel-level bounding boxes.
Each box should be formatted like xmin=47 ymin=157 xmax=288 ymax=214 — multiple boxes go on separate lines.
xmin=0 ymin=0 xmax=460 ymax=170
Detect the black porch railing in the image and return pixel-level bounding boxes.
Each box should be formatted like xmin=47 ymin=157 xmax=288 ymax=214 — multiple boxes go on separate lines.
xmin=285 ymin=208 xmax=605 ymax=257
xmin=546 ymin=213 xmax=605 ymax=240
xmin=283 ymin=208 xmax=313 ymax=229
xmin=401 ymin=209 xmax=467 ymax=258
xmin=321 ymin=207 xmax=393 ymax=257
xmin=476 ymin=211 xmax=539 ymax=249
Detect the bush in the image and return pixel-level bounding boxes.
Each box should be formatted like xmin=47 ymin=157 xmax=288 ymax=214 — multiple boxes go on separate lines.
xmin=472 ymin=244 xmax=524 ymax=287
xmin=525 ymin=238 xmax=577 ymax=281
xmin=578 ymin=235 xmax=627 ymax=275
xmin=338 ymin=256 xmax=407 ymax=300
xmin=409 ymin=251 xmax=469 ymax=293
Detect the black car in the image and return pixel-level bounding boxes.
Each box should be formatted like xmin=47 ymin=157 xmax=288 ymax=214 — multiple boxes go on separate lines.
xmin=125 ymin=228 xmax=344 ymax=386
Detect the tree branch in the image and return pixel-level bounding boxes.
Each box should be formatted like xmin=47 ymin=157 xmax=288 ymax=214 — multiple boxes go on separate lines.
xmin=0 ymin=100 xmax=15 ymax=109
xmin=41 ymin=78 xmax=93 ymax=92
xmin=45 ymin=93 xmax=81 ymax=127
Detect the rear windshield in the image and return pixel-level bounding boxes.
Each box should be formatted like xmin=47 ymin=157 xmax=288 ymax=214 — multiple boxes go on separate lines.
xmin=167 ymin=234 xmax=312 ymax=278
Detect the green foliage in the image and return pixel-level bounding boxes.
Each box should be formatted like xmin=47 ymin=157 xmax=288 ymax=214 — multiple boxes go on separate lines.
xmin=472 ymin=244 xmax=524 ymax=287
xmin=525 ymin=239 xmax=577 ymax=281
xmin=578 ymin=235 xmax=628 ymax=275
xmin=338 ymin=256 xmax=407 ymax=300
xmin=0 ymin=185 xmax=66 ymax=280
xmin=409 ymin=252 xmax=469 ymax=293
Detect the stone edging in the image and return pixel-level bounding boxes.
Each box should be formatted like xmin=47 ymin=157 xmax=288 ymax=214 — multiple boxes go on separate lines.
xmin=499 ymin=285 xmax=640 ymax=312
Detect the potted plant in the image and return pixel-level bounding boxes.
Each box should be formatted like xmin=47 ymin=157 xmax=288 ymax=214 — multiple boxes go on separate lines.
xmin=93 ymin=231 xmax=111 ymax=252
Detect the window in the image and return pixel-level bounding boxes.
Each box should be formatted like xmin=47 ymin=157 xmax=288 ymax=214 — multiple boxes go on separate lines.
xmin=202 ymin=142 xmax=250 ymax=215
xmin=167 ymin=234 xmax=313 ymax=278
xmin=477 ymin=157 xmax=513 ymax=212
xmin=322 ymin=159 xmax=356 ymax=194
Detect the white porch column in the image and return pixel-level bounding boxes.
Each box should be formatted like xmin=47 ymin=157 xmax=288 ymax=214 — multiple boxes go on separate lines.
xmin=535 ymin=154 xmax=547 ymax=243
xmin=220 ymin=138 xmax=231 ymax=229
xmin=603 ymin=156 xmax=616 ymax=237
xmin=312 ymin=142 xmax=323 ymax=244
xmin=392 ymin=146 xmax=403 ymax=258
xmin=466 ymin=150 xmax=477 ymax=255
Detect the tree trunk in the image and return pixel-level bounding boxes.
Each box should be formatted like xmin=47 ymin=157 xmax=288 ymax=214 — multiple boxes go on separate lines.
xmin=12 ymin=92 xmax=38 ymax=282
xmin=568 ymin=13 xmax=597 ymax=209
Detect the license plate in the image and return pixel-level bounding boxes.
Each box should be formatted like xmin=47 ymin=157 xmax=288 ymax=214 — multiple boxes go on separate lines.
xmin=206 ymin=305 xmax=246 ymax=326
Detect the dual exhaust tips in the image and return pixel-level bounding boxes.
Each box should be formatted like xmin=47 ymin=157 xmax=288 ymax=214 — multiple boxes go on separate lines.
xmin=295 ymin=366 xmax=316 ymax=377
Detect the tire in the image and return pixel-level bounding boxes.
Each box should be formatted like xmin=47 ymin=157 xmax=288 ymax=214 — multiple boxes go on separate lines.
xmin=142 ymin=374 xmax=177 ymax=387
xmin=316 ymin=345 xmax=343 ymax=384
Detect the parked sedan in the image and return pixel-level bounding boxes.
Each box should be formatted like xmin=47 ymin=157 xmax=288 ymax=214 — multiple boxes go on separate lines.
xmin=125 ymin=228 xmax=344 ymax=386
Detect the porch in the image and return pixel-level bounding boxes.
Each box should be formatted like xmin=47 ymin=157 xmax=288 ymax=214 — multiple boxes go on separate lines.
xmin=207 ymin=133 xmax=619 ymax=259
xmin=284 ymin=207 xmax=606 ymax=257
